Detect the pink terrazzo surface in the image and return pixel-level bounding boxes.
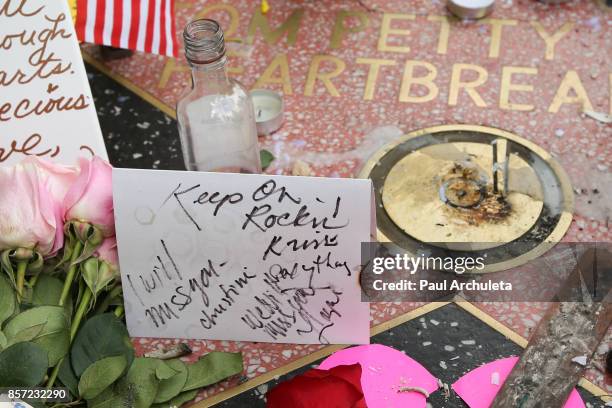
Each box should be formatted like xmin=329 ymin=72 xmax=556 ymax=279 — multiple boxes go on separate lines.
xmin=84 ymin=0 xmax=611 ymax=402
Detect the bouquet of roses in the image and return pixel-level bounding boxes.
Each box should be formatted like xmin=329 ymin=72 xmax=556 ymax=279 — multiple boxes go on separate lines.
xmin=0 ymin=157 xmax=243 ymax=408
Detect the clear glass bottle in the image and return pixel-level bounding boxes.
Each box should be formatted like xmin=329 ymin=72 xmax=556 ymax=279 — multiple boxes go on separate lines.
xmin=177 ymin=19 xmax=261 ymax=173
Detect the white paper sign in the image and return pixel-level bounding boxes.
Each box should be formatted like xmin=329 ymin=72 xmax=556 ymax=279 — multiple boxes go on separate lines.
xmin=0 ymin=0 xmax=107 ymax=166
xmin=113 ymin=169 xmax=374 ymax=345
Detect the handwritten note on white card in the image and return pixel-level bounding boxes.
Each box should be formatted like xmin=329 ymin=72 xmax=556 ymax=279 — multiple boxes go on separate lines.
xmin=0 ymin=0 xmax=107 ymax=166
xmin=113 ymin=169 xmax=373 ymax=345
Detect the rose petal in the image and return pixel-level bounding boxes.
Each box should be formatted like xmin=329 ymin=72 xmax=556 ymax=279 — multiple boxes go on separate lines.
xmin=267 ymin=363 xmax=366 ymax=408
xmin=318 ymin=344 xmax=439 ymax=408
xmin=0 ymin=163 xmax=60 ymax=256
xmin=64 ymin=157 xmax=115 ymax=236
xmin=452 ymin=357 xmax=586 ymax=408
xmin=96 ymin=236 xmax=119 ymax=271
xmin=23 ymin=157 xmax=78 ymax=205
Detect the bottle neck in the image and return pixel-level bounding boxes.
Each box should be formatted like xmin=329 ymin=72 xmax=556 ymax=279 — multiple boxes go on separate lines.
xmin=190 ymin=56 xmax=229 ymax=86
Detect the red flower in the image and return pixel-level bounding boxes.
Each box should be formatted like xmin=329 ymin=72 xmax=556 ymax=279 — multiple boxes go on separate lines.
xmin=267 ymin=363 xmax=367 ymax=408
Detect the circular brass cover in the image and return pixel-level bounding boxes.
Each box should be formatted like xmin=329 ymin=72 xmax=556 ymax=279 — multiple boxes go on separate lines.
xmin=382 ymin=142 xmax=544 ymax=249
xmin=359 ymin=125 xmax=574 ymax=273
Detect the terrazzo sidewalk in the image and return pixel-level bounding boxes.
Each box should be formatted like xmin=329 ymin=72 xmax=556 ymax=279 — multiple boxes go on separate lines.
xmin=84 ymin=0 xmax=611 ymax=405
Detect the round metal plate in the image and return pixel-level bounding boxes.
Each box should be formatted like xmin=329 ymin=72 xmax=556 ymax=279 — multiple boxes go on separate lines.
xmin=359 ymin=125 xmax=574 ymax=273
xmin=382 ymin=142 xmax=544 ymax=250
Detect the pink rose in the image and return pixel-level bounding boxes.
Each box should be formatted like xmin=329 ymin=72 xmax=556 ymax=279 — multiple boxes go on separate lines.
xmin=96 ymin=236 xmax=119 ymax=271
xmin=83 ymin=236 xmax=120 ymax=295
xmin=23 ymin=157 xmax=78 ymax=209
xmin=64 ymin=157 xmax=115 ymax=237
xmin=0 ymin=162 xmax=63 ymax=256
xmin=23 ymin=157 xmax=78 ymax=249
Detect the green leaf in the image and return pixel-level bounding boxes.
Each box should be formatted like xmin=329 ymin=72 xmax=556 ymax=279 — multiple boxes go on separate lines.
xmin=57 ymin=229 xmax=76 ymax=268
xmin=58 ymin=354 xmax=79 ymax=397
xmin=0 ymin=274 xmax=16 ymax=327
xmin=94 ymin=285 xmax=123 ymax=315
xmin=27 ymin=252 xmax=44 ymax=274
xmin=31 ymin=274 xmax=73 ymax=315
xmin=6 ymin=322 xmax=46 ymax=344
xmin=88 ymin=358 xmax=178 ymax=408
xmin=89 ymin=358 xmax=181 ymax=407
xmin=82 ymin=258 xmax=115 ymax=299
xmin=0 ymin=331 xmax=6 ymax=350
xmin=154 ymin=359 xmax=188 ymax=404
xmin=87 ymin=385 xmax=118 ymax=408
xmin=260 ymin=149 xmax=275 ymax=170
xmin=73 ymin=223 xmax=104 ymax=264
xmin=183 ymin=352 xmax=243 ymax=392
xmin=155 ymin=360 xmax=178 ymax=380
xmin=0 ymin=249 xmax=15 ymax=286
xmin=0 ymin=342 xmax=48 ymax=387
xmin=121 ymin=357 xmax=161 ymax=408
xmin=87 ymin=380 xmax=134 ymax=408
xmin=71 ymin=313 xmax=134 ymax=377
xmin=152 ymin=389 xmax=198 ymax=408
xmin=79 ymin=355 xmax=128 ymax=400
xmin=3 ymin=306 xmax=70 ymax=366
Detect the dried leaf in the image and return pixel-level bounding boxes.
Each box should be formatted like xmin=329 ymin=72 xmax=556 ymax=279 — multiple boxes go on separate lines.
xmin=292 ymin=160 xmax=313 ymax=177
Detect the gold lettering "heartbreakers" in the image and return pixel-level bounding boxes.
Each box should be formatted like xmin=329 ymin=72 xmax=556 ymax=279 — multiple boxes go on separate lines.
xmin=159 ymin=5 xmax=610 ymax=115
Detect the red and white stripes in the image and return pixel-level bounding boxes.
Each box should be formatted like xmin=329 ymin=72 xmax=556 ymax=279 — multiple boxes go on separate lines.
xmin=75 ymin=0 xmax=177 ymax=57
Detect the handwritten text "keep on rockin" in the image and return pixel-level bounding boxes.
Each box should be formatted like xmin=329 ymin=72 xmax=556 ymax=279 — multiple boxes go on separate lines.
xmin=126 ymin=179 xmax=354 ymax=343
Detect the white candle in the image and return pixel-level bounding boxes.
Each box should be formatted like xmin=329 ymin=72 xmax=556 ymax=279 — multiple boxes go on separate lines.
xmin=250 ymin=89 xmax=284 ymax=136
xmin=447 ymin=0 xmax=495 ymax=19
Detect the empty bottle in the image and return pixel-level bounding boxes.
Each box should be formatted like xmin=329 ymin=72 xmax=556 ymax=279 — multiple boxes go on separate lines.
xmin=177 ymin=19 xmax=261 ymax=173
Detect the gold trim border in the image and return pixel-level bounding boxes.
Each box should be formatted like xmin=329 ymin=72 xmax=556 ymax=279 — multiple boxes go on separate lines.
xmin=81 ymin=52 xmax=177 ymax=119
xmin=357 ymin=124 xmax=575 ymax=274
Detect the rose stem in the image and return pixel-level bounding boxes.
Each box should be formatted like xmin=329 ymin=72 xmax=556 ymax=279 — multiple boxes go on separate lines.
xmin=94 ymin=283 xmax=122 ymax=314
xmin=28 ymin=273 xmax=39 ymax=288
xmin=70 ymin=287 xmax=92 ymax=339
xmin=15 ymin=261 xmax=27 ymax=303
xmin=59 ymin=241 xmax=83 ymax=306
xmin=46 ymin=361 xmax=62 ymax=389
xmin=47 ymin=287 xmax=93 ymax=389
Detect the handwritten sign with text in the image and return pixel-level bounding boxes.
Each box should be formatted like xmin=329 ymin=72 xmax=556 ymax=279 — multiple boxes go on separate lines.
xmin=0 ymin=0 xmax=107 ymax=166
xmin=113 ymin=169 xmax=373 ymax=344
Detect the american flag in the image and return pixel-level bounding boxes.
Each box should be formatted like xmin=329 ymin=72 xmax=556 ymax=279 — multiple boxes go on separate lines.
xmin=74 ymin=0 xmax=178 ymax=57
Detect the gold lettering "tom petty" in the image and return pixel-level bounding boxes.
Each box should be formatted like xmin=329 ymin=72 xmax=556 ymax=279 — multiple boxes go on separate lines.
xmin=159 ymin=4 xmax=609 ymax=114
